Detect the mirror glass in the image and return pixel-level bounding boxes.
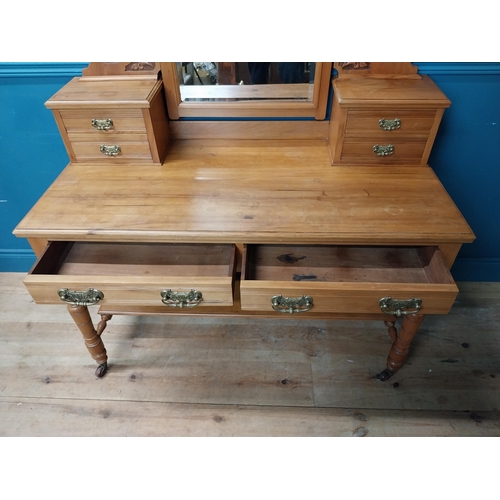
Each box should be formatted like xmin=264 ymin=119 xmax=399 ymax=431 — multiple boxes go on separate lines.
xmin=177 ymin=62 xmax=316 ymax=102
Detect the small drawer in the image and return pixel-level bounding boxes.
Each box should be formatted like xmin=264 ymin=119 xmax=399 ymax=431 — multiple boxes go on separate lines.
xmin=344 ymin=110 xmax=437 ymax=137
xmin=240 ymin=245 xmax=457 ymax=315
xmin=70 ymin=138 xmax=153 ymax=162
xmin=59 ymin=109 xmax=147 ymax=134
xmin=46 ymin=78 xmax=170 ymax=165
xmin=340 ymin=138 xmax=427 ymax=164
xmin=24 ymin=242 xmax=236 ymax=308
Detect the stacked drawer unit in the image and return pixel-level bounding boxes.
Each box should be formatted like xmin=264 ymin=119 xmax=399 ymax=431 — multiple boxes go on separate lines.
xmin=45 ymin=77 xmax=170 ymax=164
xmin=328 ymin=75 xmax=451 ymax=165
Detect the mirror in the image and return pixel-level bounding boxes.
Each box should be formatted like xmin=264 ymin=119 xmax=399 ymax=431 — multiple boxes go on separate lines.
xmin=161 ymin=62 xmax=332 ymax=120
xmin=177 ymin=62 xmax=316 ymax=102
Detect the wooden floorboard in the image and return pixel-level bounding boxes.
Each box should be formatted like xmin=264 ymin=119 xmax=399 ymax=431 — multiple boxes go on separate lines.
xmin=1 ymin=397 xmax=498 ymax=437
xmin=1 ymin=273 xmax=499 ymax=436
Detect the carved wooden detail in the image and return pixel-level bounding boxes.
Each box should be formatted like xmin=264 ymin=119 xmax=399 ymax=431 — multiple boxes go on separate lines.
xmin=334 ymin=62 xmax=420 ymax=78
xmin=339 ymin=62 xmax=371 ymax=70
xmin=124 ymin=62 xmax=156 ymax=72
xmin=81 ymin=62 xmax=159 ymax=78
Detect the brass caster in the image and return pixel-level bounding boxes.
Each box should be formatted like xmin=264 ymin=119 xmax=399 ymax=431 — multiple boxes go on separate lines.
xmin=376 ymin=369 xmax=394 ymax=382
xmin=95 ymin=363 xmax=108 ymax=378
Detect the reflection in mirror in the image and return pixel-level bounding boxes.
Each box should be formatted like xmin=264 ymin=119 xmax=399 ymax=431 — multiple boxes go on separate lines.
xmin=177 ymin=62 xmax=316 ymax=102
xmin=160 ymin=62 xmax=332 ymax=120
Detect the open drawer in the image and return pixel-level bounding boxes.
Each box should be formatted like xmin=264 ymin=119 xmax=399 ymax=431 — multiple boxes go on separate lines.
xmin=25 ymin=242 xmax=236 ymax=308
xmin=240 ymin=245 xmax=458 ymax=315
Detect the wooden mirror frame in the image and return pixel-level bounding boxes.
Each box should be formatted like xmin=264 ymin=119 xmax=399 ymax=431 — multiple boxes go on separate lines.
xmin=160 ymin=62 xmax=333 ymax=120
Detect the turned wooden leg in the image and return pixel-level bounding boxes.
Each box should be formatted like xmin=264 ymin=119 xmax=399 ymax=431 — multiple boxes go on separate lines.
xmin=67 ymin=305 xmax=109 ymax=378
xmin=386 ymin=314 xmax=425 ymax=372
xmin=384 ymin=320 xmax=398 ymax=344
xmin=377 ymin=314 xmax=425 ymax=381
xmin=97 ymin=314 xmax=113 ymax=336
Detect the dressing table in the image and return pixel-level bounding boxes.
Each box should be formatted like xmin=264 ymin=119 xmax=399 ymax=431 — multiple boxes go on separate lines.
xmin=14 ymin=62 xmax=475 ymax=381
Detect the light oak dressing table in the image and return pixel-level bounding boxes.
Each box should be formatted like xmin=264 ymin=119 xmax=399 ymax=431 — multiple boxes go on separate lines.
xmin=14 ymin=62 xmax=475 ymax=381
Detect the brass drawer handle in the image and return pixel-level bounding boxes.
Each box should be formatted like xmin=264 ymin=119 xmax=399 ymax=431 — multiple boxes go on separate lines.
xmin=58 ymin=288 xmax=104 ymax=306
xmin=100 ymin=144 xmax=121 ymax=156
xmin=91 ymin=118 xmax=113 ymax=130
xmin=373 ymin=144 xmax=394 ymax=156
xmin=161 ymin=289 xmax=203 ymax=308
xmin=379 ymin=296 xmax=422 ymax=317
xmin=379 ymin=118 xmax=401 ymax=131
xmin=271 ymin=294 xmax=313 ymax=314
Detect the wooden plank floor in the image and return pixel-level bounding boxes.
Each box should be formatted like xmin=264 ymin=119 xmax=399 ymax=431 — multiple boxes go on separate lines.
xmin=1 ymin=273 xmax=499 ymax=436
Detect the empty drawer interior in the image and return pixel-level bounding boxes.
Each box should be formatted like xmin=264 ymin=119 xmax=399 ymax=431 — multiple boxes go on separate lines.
xmin=243 ymin=245 xmax=454 ymax=284
xmin=33 ymin=241 xmax=236 ymax=278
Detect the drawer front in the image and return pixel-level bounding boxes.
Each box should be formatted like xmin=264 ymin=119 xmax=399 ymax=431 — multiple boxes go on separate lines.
xmin=60 ymin=109 xmax=146 ymax=133
xmin=345 ymin=110 xmax=436 ymax=137
xmin=241 ymin=282 xmax=457 ymax=315
xmin=240 ymin=245 xmax=458 ymax=315
xmin=70 ymin=139 xmax=153 ymax=162
xmin=340 ymin=139 xmax=427 ymax=164
xmin=25 ymin=242 xmax=236 ymax=308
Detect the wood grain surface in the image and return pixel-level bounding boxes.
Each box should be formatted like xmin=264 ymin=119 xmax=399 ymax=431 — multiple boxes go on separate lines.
xmin=13 ymin=140 xmax=475 ymax=246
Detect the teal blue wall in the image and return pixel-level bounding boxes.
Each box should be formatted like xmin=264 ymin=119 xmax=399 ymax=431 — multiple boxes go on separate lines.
xmin=1 ymin=63 xmax=88 ymax=271
xmin=417 ymin=63 xmax=500 ymax=281
xmin=1 ymin=62 xmax=499 ymax=280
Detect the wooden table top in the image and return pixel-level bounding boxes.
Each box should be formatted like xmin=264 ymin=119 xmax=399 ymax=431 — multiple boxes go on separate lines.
xmin=333 ymin=75 xmax=451 ymax=108
xmin=14 ymin=140 xmax=475 ymax=245
xmin=45 ymin=77 xmax=163 ymax=109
